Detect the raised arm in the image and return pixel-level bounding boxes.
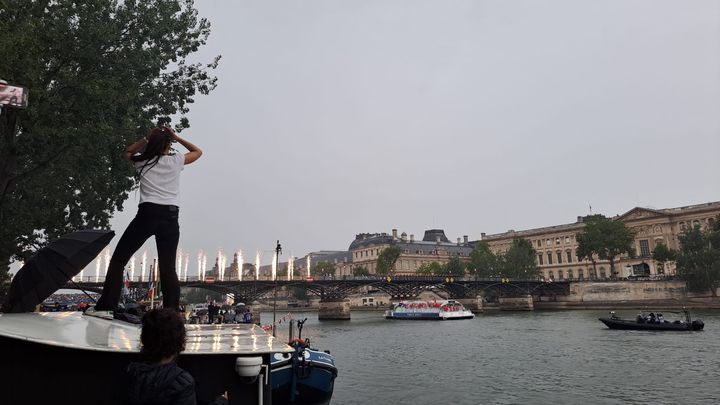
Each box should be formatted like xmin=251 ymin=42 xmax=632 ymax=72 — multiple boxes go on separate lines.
xmin=171 ymin=130 xmax=203 ymax=165
xmin=122 ymin=138 xmax=148 ymax=161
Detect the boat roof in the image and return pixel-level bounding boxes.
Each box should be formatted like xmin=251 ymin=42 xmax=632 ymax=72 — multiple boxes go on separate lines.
xmin=0 ymin=312 xmax=293 ymax=355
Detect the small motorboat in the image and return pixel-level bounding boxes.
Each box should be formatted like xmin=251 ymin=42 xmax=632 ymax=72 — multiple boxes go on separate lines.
xmin=385 ymin=299 xmax=475 ymax=320
xmin=270 ymin=318 xmax=338 ymax=405
xmin=599 ymin=309 xmax=704 ymax=331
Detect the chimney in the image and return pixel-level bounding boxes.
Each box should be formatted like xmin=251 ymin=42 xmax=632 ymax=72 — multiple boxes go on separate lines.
xmin=410 ymin=234 xmax=415 ymax=242
xmin=392 ymin=229 xmax=398 ymax=239
xmin=463 ymin=235 xmax=469 ymax=244
xmin=436 ymin=235 xmax=441 ymax=244
xmin=481 ymin=232 xmax=486 ymax=239
xmin=457 ymin=237 xmax=461 ymax=246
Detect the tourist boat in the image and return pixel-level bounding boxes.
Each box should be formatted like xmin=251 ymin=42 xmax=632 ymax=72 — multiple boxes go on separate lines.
xmin=385 ymin=299 xmax=475 ymax=320
xmin=270 ymin=319 xmax=338 ymax=405
xmin=599 ymin=310 xmax=704 ymax=331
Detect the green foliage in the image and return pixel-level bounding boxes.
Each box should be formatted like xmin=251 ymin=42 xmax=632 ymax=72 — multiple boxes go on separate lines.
xmin=676 ymin=219 xmax=720 ymax=295
xmin=0 ymin=0 xmax=219 ymax=271
xmin=182 ymin=287 xmax=224 ymax=304
xmin=416 ymin=262 xmax=434 ymax=275
xmin=291 ymin=287 xmax=309 ymax=301
xmin=428 ymin=262 xmax=444 ymax=276
xmin=375 ymin=245 xmax=401 ymax=275
xmin=576 ymin=215 xmax=636 ymax=278
xmin=312 ymin=261 xmax=336 ymax=278
xmin=501 ymin=238 xmax=539 ymax=279
xmin=352 ymin=266 xmax=370 ymax=277
xmin=443 ymin=256 xmax=465 ymax=277
xmin=0 ymin=270 xmax=10 ymax=306
xmin=469 ymin=241 xmax=500 ymax=279
xmin=652 ymin=243 xmax=677 ymax=264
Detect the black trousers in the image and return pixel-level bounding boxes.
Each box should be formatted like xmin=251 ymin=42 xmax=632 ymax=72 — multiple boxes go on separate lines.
xmin=96 ymin=202 xmax=180 ymax=310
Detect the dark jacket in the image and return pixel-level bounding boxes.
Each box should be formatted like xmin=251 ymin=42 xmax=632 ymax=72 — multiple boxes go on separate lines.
xmin=125 ymin=361 xmax=196 ymax=405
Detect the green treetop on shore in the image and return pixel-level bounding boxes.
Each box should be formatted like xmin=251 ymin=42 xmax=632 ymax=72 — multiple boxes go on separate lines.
xmin=0 ymin=0 xmax=219 ymax=283
xmin=676 ymin=217 xmax=720 ymax=296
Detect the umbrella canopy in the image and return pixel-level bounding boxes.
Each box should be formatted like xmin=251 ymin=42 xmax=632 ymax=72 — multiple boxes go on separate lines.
xmin=5 ymin=229 xmax=115 ymax=313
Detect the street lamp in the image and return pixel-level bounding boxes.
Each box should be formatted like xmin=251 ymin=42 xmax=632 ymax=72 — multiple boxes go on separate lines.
xmin=272 ymin=240 xmax=281 ymax=337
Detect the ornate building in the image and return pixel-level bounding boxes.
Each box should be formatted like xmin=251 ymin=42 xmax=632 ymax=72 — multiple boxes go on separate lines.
xmin=480 ymin=201 xmax=720 ymax=281
xmin=349 ymin=229 xmax=473 ymax=276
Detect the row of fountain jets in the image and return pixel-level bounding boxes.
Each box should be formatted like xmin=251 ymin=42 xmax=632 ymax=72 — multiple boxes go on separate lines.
xmin=74 ymin=248 xmax=313 ymax=283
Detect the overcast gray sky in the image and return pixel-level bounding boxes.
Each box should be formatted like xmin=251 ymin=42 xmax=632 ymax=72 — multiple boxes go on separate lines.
xmin=105 ymin=0 xmax=719 ymax=274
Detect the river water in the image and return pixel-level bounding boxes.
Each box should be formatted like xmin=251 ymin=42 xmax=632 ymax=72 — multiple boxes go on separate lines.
xmin=262 ymin=309 xmax=720 ymax=405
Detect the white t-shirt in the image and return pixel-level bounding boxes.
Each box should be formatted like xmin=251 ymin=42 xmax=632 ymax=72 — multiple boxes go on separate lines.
xmin=134 ymin=153 xmax=185 ymax=206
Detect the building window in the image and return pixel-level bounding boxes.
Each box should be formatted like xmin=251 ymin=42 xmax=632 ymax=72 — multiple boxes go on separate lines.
xmin=590 ymin=268 xmax=597 ymax=280
xmin=556 ymin=251 xmax=562 ymax=264
xmin=578 ymin=269 xmax=584 ymax=280
xmin=538 ymin=240 xmax=542 ymax=247
xmin=565 ymin=236 xmax=570 ymax=244
xmin=549 ymin=270 xmax=555 ymax=280
xmin=556 ymin=238 xmax=560 ymax=245
xmin=546 ymin=239 xmax=551 ymax=246
xmin=538 ymin=254 xmax=544 ymax=265
xmin=639 ymin=240 xmax=650 ymax=258
xmin=566 ymin=250 xmax=572 ymax=263
xmin=600 ymin=267 xmax=607 ymax=279
xmin=693 ymin=220 xmax=701 ymax=229
xmin=547 ymin=252 xmax=553 ymax=265
xmin=680 ymin=222 xmax=686 ymax=231
xmin=709 ymin=218 xmax=716 ymax=227
xmin=568 ymin=269 xmax=574 ymax=280
xmin=558 ymin=270 xmax=564 ymax=280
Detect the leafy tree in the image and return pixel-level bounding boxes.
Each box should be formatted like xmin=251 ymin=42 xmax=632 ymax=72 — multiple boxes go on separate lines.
xmin=576 ymin=215 xmax=636 ymax=279
xmin=352 ymin=266 xmax=370 ymax=277
xmin=291 ymin=287 xmax=309 ymax=301
xmin=182 ymin=287 xmax=224 ymax=304
xmin=443 ymin=256 xmax=465 ymax=277
xmin=375 ymin=245 xmax=401 ymax=275
xmin=428 ymin=262 xmax=444 ymax=276
xmin=652 ymin=243 xmax=677 ymax=275
xmin=676 ymin=219 xmax=720 ymax=296
xmin=312 ymin=261 xmax=336 ymax=278
xmin=469 ymin=241 xmax=500 ymax=279
xmin=0 ymin=0 xmax=219 ymax=274
xmin=501 ymin=238 xmax=539 ymax=279
xmin=416 ymin=262 xmax=433 ymax=275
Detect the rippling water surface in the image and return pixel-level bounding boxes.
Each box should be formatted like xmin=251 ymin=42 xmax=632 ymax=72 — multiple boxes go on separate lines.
xmin=263 ymin=309 xmax=720 ymax=405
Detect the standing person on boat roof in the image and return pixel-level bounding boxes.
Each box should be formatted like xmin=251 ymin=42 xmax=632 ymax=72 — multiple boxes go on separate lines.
xmin=89 ymin=126 xmax=202 ymax=318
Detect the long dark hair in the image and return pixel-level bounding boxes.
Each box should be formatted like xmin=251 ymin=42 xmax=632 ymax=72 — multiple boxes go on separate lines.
xmin=132 ymin=127 xmax=173 ymax=177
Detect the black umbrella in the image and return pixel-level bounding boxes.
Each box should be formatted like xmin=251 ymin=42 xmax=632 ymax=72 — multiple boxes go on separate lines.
xmin=5 ymin=229 xmax=115 ymax=313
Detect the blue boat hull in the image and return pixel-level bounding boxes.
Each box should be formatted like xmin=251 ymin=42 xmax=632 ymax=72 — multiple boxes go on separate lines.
xmin=271 ymin=348 xmax=338 ymax=405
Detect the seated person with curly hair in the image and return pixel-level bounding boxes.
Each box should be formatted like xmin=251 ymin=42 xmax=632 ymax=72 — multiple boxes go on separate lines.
xmin=125 ymin=308 xmax=226 ymax=405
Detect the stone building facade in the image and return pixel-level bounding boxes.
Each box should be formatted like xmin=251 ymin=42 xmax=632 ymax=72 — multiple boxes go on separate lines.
xmin=480 ymin=201 xmax=720 ymax=281
xmin=349 ymin=229 xmax=473 ymax=276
